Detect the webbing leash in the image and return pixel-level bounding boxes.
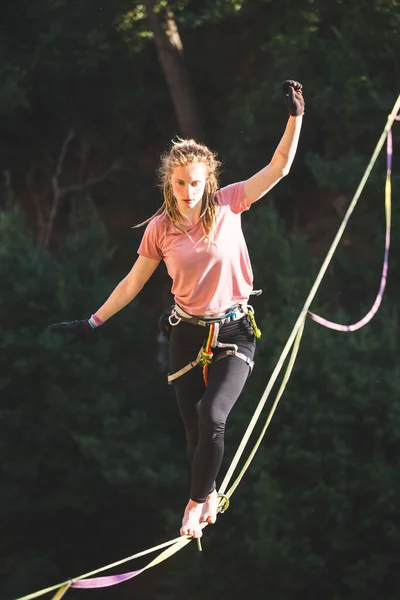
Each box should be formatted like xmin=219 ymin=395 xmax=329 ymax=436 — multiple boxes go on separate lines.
xmin=307 ymin=116 xmax=400 ymax=331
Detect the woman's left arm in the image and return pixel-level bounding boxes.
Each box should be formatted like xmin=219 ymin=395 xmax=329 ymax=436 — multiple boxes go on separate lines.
xmin=244 ymin=81 xmax=304 ymax=205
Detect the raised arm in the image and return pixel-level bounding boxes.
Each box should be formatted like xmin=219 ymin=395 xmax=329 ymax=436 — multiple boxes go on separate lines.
xmin=95 ymin=255 xmax=161 ymax=323
xmin=244 ymin=80 xmax=304 ymax=205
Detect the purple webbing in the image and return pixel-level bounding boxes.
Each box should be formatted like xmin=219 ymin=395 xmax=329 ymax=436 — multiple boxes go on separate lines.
xmin=308 ymin=122 xmax=394 ymax=332
xmin=71 ymin=569 xmax=144 ymax=589
xmin=308 ymin=232 xmax=389 ymax=331
xmin=387 ymin=129 xmax=392 ymax=172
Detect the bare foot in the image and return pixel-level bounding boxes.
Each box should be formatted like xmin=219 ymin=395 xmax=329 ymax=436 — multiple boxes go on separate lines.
xmin=200 ymin=489 xmax=219 ymax=524
xmin=180 ymin=500 xmax=203 ymax=538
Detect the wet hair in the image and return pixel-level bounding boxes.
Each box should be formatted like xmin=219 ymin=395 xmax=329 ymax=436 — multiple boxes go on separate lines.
xmin=136 ymin=138 xmax=222 ymax=240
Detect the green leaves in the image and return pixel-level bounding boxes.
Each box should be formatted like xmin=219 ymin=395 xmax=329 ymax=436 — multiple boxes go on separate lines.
xmin=2 ymin=0 xmax=400 ymax=598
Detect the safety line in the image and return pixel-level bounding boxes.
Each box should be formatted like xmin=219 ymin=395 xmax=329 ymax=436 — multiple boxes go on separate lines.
xmin=307 ymin=121 xmax=397 ymax=330
xmin=222 ymin=316 xmax=306 ymax=500
xmin=14 ymin=95 xmax=400 ymax=600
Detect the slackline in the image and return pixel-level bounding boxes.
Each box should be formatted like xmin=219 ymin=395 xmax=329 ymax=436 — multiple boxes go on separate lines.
xmin=15 ymin=94 xmax=400 ymax=600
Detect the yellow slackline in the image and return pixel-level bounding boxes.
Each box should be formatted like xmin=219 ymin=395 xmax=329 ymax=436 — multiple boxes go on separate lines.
xmin=15 ymin=94 xmax=400 ymax=600
xmin=50 ymin=584 xmax=71 ymax=600
xmin=221 ymin=316 xmax=306 ymax=501
xmin=224 ymin=113 xmax=396 ymax=498
xmin=218 ymin=93 xmax=400 ymax=497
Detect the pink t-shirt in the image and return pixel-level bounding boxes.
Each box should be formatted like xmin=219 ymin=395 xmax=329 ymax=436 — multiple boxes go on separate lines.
xmin=137 ymin=181 xmax=253 ymax=316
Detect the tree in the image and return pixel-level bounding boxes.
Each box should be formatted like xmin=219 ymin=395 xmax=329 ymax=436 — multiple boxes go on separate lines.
xmin=143 ymin=0 xmax=204 ymax=139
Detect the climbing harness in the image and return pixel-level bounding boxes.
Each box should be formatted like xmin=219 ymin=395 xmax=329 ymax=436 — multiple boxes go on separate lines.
xmin=167 ymin=300 xmax=261 ymax=386
xmin=14 ymin=96 xmax=400 ymax=600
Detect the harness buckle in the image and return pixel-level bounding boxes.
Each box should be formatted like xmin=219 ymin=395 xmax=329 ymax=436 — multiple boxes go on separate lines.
xmin=168 ymin=311 xmax=182 ymax=327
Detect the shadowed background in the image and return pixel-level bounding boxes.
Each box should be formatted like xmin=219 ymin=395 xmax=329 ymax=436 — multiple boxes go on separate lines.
xmin=1 ymin=1 xmax=399 ymax=599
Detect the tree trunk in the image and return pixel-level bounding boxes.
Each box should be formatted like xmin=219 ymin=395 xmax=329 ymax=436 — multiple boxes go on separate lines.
xmin=144 ymin=0 xmax=204 ymax=140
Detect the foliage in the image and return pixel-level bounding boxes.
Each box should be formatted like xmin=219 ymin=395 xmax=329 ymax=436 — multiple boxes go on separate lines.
xmin=1 ymin=0 xmax=400 ymax=598
xmin=2 ymin=190 xmax=400 ymax=599
xmin=0 ymin=202 xmax=185 ymax=598
xmin=155 ymin=200 xmax=400 ymax=600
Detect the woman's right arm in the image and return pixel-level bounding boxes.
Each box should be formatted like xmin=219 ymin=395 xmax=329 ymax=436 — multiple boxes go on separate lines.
xmin=94 ymin=255 xmax=161 ymax=323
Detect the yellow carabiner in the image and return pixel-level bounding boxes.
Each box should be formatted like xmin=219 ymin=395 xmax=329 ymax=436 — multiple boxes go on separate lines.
xmin=248 ymin=309 xmax=262 ymax=339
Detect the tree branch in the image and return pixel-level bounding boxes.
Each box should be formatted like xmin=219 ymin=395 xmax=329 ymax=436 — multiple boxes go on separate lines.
xmin=59 ymin=161 xmax=121 ymax=198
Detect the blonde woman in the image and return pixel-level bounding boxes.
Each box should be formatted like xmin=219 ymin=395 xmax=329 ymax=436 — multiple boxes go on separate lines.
xmin=51 ymin=80 xmax=305 ymax=539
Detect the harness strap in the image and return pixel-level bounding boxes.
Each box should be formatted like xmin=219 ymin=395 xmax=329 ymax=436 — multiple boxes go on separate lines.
xmin=167 ymin=347 xmax=205 ymax=383
xmin=167 ymin=346 xmax=254 ymax=384
xmin=171 ymin=303 xmax=247 ymax=327
xmin=213 ymin=349 xmax=254 ymax=374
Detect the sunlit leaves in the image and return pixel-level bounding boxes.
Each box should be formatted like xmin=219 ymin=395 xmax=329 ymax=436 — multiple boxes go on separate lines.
xmin=115 ymin=5 xmax=153 ymax=50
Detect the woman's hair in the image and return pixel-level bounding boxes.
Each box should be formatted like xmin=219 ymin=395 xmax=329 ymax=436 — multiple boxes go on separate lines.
xmin=136 ymin=138 xmax=222 ymax=241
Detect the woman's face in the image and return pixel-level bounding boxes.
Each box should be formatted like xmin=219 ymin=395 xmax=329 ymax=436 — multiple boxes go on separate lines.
xmin=170 ymin=162 xmax=207 ymax=220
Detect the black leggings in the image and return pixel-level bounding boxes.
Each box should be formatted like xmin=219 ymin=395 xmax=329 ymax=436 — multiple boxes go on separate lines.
xmin=169 ymin=316 xmax=256 ymax=503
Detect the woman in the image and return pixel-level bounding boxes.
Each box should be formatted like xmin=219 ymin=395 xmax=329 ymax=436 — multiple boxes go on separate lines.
xmin=50 ymin=80 xmax=304 ymax=539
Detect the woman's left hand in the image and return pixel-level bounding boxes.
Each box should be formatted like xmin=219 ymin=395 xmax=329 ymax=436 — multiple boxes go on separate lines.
xmin=282 ymin=80 xmax=305 ymax=117
xmin=49 ymin=319 xmax=95 ymax=344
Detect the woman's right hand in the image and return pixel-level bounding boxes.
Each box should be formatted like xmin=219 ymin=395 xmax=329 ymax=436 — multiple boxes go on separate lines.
xmin=49 ymin=320 xmax=95 ymax=344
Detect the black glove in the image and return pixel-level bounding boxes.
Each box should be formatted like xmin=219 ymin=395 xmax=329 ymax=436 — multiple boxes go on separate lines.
xmin=49 ymin=319 xmax=95 ymax=344
xmin=282 ymin=80 xmax=305 ymax=116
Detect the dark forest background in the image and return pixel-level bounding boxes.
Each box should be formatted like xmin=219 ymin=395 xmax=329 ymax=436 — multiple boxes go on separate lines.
xmin=1 ymin=1 xmax=400 ymax=599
